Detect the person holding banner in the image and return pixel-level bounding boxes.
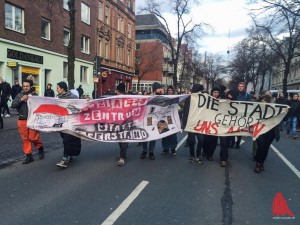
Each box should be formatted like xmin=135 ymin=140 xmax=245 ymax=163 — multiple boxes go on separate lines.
xmin=161 ymin=85 xmax=178 ymax=156
xmin=56 ymin=82 xmax=81 ymax=168
xmin=140 ymin=82 xmax=163 ymax=160
xmin=12 ymin=79 xmax=45 ymax=164
xmin=204 ymin=87 xmax=229 ymax=167
xmin=254 ymin=95 xmax=280 ymax=173
xmin=235 ymin=82 xmax=252 ymax=149
xmin=182 ymin=84 xmax=205 ymax=163
xmin=115 ymin=83 xmax=129 ymax=166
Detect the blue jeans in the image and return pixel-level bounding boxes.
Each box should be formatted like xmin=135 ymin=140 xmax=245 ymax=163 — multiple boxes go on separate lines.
xmin=287 ymin=116 xmax=297 ymax=136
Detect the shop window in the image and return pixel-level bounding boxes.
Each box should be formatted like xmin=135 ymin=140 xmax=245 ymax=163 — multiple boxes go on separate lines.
xmin=80 ymin=66 xmax=88 ymax=83
xmin=41 ymin=18 xmax=50 ymax=40
xmin=5 ymin=3 xmax=24 ymax=33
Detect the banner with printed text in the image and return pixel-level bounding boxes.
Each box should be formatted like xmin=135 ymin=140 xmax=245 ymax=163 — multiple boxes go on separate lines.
xmin=27 ymin=95 xmax=188 ymax=142
xmin=184 ymin=93 xmax=289 ymax=140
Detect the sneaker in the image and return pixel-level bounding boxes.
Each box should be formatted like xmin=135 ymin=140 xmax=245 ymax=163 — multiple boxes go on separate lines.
xmin=38 ymin=146 xmax=44 ymax=159
xmin=161 ymin=150 xmax=169 ymax=156
xmin=4 ymin=114 xmax=10 ymax=118
xmin=171 ymin=150 xmax=176 ymax=156
xmin=117 ymin=158 xmax=125 ymax=166
xmin=66 ymin=156 xmax=73 ymax=163
xmin=140 ymin=152 xmax=147 ymax=159
xmin=56 ymin=159 xmax=68 ymax=168
xmin=286 ymin=134 xmax=291 ymax=138
xmin=195 ymin=156 xmax=203 ymax=164
xmin=23 ymin=154 xmax=34 ymax=164
xmin=189 ymin=157 xmax=194 ymax=163
xmin=0 ymin=114 xmax=3 ymax=117
xmin=220 ymin=161 xmax=227 ymax=167
xmin=149 ymin=153 xmax=155 ymax=160
xmin=292 ymin=135 xmax=298 ymax=139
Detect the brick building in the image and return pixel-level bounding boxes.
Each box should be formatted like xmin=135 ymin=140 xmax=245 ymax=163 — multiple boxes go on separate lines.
xmin=95 ymin=0 xmax=135 ymax=95
xmin=134 ymin=14 xmax=173 ymax=93
xmin=0 ymin=0 xmax=135 ymax=97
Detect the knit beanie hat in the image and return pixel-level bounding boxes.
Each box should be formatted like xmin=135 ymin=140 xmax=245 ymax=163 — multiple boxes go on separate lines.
xmin=191 ymin=84 xmax=204 ymax=93
xmin=152 ymin=82 xmax=162 ymax=92
xmin=57 ymin=81 xmax=68 ymax=92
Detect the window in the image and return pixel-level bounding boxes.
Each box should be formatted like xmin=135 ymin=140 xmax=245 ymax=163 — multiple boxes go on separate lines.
xmin=5 ymin=3 xmax=24 ymax=33
xmin=63 ymin=62 xmax=68 ymax=78
xmin=63 ymin=28 xmax=70 ymax=46
xmin=136 ymin=43 xmax=140 ymax=50
xmin=128 ymin=23 xmax=131 ymax=38
xmin=41 ymin=18 xmax=50 ymax=40
xmin=98 ymin=1 xmax=103 ymax=21
xmin=98 ymin=39 xmax=102 ymax=57
xmin=81 ymin=2 xmax=90 ymax=25
xmin=105 ymin=6 xmax=109 ymax=25
xmin=127 ymin=50 xmax=130 ymax=65
xmin=81 ymin=35 xmax=90 ymax=54
xmin=63 ymin=0 xmax=69 ymax=10
xmin=117 ymin=15 xmax=123 ymax=32
xmin=117 ymin=47 xmax=123 ymax=62
xmin=80 ymin=66 xmax=88 ymax=83
xmin=105 ymin=41 xmax=109 ymax=58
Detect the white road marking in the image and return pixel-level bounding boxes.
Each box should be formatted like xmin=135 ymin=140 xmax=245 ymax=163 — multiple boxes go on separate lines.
xmin=175 ymin=135 xmax=188 ymax=151
xmin=270 ymin=144 xmax=300 ymax=179
xmin=101 ymin=180 xmax=149 ymax=225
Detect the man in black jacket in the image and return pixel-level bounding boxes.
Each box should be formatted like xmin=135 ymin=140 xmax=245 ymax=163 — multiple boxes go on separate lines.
xmin=12 ymin=79 xmax=44 ymax=164
xmin=11 ymin=81 xmax=22 ymax=100
xmin=0 ymin=77 xmax=12 ymax=117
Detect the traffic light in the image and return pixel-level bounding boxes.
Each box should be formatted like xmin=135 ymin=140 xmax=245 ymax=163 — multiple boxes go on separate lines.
xmin=93 ymin=56 xmax=101 ymax=76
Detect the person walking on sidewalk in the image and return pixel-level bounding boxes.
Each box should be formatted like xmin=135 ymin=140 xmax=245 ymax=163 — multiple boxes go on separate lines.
xmin=56 ymin=82 xmax=81 ymax=168
xmin=0 ymin=77 xmax=12 ymax=117
xmin=12 ymin=79 xmax=45 ymax=164
xmin=115 ymin=83 xmax=129 ymax=166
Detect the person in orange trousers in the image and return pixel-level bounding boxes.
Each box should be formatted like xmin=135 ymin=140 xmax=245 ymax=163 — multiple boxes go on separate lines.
xmin=12 ymin=79 xmax=44 ymax=164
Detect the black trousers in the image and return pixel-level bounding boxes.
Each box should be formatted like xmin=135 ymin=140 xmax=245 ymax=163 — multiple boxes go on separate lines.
xmin=204 ymin=135 xmax=218 ymax=158
xmin=60 ymin=132 xmax=81 ymax=156
xmin=255 ymin=129 xmax=275 ymax=164
xmin=1 ymin=97 xmax=10 ymax=115
xmin=219 ymin=136 xmax=228 ymax=161
xmin=187 ymin=132 xmax=203 ymax=157
xmin=119 ymin=143 xmax=128 ymax=158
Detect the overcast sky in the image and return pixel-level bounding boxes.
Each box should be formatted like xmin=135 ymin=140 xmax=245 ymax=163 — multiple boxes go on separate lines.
xmin=136 ymin=0 xmax=253 ymax=56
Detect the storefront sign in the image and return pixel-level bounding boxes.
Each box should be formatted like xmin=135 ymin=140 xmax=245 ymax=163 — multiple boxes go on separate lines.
xmin=7 ymin=62 xmax=18 ymax=67
xmin=22 ymin=66 xmax=40 ymax=75
xmin=7 ymin=49 xmax=43 ymax=64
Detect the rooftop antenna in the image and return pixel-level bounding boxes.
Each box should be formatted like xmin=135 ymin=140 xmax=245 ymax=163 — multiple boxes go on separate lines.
xmin=227 ymin=28 xmax=231 ymax=55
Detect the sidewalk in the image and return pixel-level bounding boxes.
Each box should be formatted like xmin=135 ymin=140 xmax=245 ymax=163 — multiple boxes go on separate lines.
xmin=0 ymin=108 xmax=18 ymax=132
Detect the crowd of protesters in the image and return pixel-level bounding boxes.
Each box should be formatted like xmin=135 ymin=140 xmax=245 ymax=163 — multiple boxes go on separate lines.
xmin=2 ymin=76 xmax=300 ymax=174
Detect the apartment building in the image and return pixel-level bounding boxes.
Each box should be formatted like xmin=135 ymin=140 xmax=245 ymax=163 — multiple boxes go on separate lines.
xmin=96 ymin=0 xmax=135 ymax=95
xmin=134 ymin=14 xmax=173 ymax=93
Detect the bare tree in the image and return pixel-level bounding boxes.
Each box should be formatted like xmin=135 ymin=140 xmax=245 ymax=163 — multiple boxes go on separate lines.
xmin=205 ymin=54 xmax=226 ymax=89
xmin=250 ymin=1 xmax=300 ymax=95
xmin=135 ymin=41 xmax=162 ymax=91
xmin=141 ymin=0 xmax=209 ymax=88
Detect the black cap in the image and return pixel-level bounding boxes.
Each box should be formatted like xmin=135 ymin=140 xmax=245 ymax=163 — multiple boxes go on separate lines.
xmin=191 ymin=84 xmax=204 ymax=93
xmin=152 ymin=82 xmax=162 ymax=92
xmin=57 ymin=81 xmax=68 ymax=92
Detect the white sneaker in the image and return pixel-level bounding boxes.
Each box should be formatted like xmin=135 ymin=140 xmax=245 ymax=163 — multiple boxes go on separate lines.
xmin=0 ymin=114 xmax=3 ymax=117
xmin=117 ymin=158 xmax=125 ymax=166
xmin=4 ymin=114 xmax=10 ymax=118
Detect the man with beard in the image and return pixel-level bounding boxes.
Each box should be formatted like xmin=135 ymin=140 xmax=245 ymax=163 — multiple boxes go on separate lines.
xmin=140 ymin=82 xmax=163 ymax=160
xmin=12 ymin=79 xmax=44 ymax=164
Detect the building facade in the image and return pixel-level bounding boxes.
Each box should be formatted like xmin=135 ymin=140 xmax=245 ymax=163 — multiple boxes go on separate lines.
xmin=95 ymin=0 xmax=135 ymax=95
xmin=134 ymin=14 xmax=173 ymax=93
xmin=0 ymin=0 xmax=98 ymax=96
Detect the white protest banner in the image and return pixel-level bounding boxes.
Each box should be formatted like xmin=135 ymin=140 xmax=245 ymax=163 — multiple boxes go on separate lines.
xmin=27 ymin=95 xmax=188 ymax=142
xmin=184 ymin=93 xmax=289 ymax=139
